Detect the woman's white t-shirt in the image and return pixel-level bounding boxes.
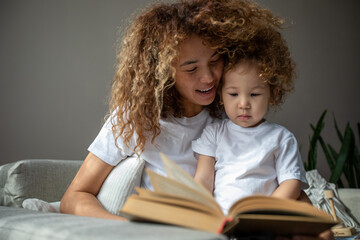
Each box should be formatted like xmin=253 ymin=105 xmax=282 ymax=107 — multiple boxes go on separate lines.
xmin=192 ymin=119 xmax=308 ymax=214
xmin=88 ymin=109 xmax=218 ymax=190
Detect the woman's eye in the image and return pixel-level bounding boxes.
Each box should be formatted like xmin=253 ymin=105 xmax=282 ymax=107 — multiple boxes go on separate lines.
xmin=210 ymin=55 xmax=222 ymax=64
xmin=186 ymin=67 xmax=197 ymax=72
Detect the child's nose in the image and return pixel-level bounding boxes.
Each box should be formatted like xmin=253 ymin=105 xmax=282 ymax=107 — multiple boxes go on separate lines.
xmin=238 ymin=97 xmax=250 ymax=109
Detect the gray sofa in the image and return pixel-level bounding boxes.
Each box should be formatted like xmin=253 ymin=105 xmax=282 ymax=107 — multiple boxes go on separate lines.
xmin=0 ymin=159 xmax=226 ymax=240
xmin=0 ymin=159 xmax=359 ymax=240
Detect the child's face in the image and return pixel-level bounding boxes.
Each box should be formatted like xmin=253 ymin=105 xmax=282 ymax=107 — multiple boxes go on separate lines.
xmin=222 ymin=61 xmax=271 ymax=128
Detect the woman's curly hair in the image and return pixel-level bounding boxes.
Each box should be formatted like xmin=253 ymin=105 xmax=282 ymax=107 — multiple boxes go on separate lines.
xmin=109 ymin=0 xmax=291 ymax=155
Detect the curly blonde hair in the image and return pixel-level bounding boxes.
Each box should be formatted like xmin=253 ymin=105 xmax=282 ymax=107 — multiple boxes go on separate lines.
xmin=109 ymin=0 xmax=288 ymax=154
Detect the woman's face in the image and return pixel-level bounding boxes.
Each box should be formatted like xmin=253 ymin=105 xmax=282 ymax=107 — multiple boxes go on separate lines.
xmin=174 ymin=35 xmax=224 ymax=117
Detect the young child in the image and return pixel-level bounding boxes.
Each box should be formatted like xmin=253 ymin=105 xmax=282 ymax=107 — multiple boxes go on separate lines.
xmin=193 ymin=27 xmax=309 ymax=215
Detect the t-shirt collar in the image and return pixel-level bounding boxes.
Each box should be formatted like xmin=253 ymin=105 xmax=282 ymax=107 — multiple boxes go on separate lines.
xmin=227 ymin=118 xmax=269 ymax=132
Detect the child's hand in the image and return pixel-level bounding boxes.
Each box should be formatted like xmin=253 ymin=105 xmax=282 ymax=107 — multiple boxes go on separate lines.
xmin=294 ymin=230 xmax=333 ymax=240
xmin=272 ymin=179 xmax=301 ymax=200
xmin=275 ymin=230 xmax=333 ymax=240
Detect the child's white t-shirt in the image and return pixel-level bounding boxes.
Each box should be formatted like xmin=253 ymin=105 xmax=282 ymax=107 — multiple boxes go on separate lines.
xmin=88 ymin=109 xmax=218 ymax=190
xmin=192 ymin=119 xmax=308 ymax=214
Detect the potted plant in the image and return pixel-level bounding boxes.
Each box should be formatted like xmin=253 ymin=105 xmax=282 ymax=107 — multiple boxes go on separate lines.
xmin=305 ymin=109 xmax=360 ymax=188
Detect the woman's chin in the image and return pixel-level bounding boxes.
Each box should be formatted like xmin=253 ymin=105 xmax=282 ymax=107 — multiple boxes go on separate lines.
xmin=196 ymin=92 xmax=216 ymax=106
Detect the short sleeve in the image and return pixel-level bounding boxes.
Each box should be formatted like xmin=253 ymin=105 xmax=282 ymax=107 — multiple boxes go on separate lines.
xmin=275 ymin=135 xmax=309 ymax=189
xmin=88 ymin=117 xmax=134 ymax=166
xmin=192 ymin=123 xmax=218 ymax=158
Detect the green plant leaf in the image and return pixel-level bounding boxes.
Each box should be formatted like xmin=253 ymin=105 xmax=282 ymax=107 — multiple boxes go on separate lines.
xmin=308 ymin=110 xmax=327 ymax=170
xmin=357 ymin=122 xmax=360 ymax=144
xmin=328 ymin=144 xmax=338 ymax=161
xmin=325 ymin=144 xmax=344 ymax=187
xmin=353 ymin=149 xmax=360 ymax=188
xmin=344 ymin=160 xmax=356 ymax=188
xmin=351 ymin=125 xmax=360 ymax=188
xmin=333 ymin=114 xmax=344 ymax=142
xmin=329 ymin=124 xmax=355 ymax=185
xmin=311 ymin=124 xmax=335 ymax=170
xmin=341 ymin=124 xmax=356 ymax=187
xmin=328 ymin=144 xmax=346 ymax=187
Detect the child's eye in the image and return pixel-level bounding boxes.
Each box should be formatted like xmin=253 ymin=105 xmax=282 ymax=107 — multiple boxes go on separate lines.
xmin=251 ymin=93 xmax=260 ymax=97
xmin=229 ymin=93 xmax=238 ymax=97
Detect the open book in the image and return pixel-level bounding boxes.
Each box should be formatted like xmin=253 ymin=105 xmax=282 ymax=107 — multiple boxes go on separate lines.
xmin=120 ymin=153 xmax=337 ymax=236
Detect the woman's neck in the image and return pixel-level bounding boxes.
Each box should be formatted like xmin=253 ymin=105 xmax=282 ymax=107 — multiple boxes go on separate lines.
xmin=183 ymin=105 xmax=203 ymax=118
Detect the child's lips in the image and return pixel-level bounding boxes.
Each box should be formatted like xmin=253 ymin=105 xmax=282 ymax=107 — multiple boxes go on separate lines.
xmin=237 ymin=115 xmax=251 ymax=120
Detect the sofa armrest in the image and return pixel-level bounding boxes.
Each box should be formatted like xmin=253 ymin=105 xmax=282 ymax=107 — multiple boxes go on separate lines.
xmin=0 ymin=159 xmax=82 ymax=207
xmin=338 ymin=188 xmax=360 ymax=223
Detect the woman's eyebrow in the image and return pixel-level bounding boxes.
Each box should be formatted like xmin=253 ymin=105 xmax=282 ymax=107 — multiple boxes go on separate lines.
xmin=210 ymin=51 xmax=218 ymax=58
xmin=180 ymin=60 xmax=198 ymax=67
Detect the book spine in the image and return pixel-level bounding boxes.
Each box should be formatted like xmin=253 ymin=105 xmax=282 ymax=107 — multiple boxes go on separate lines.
xmin=217 ymin=217 xmax=234 ymax=234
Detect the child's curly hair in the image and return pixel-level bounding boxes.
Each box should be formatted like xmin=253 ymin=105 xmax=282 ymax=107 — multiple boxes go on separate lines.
xmin=109 ymin=0 xmax=288 ymax=155
xmin=223 ymin=27 xmax=295 ymax=106
xmin=197 ymin=0 xmax=295 ymax=106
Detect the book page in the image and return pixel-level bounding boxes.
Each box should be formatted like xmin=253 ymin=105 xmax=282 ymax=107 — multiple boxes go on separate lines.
xmin=228 ymin=195 xmax=334 ymax=220
xmin=160 ymin=152 xmax=213 ymax=199
xmin=147 ymin=169 xmax=222 ymax=215
xmin=120 ymin=195 xmax=228 ymax=233
xmin=135 ymin=188 xmax=221 ymax=216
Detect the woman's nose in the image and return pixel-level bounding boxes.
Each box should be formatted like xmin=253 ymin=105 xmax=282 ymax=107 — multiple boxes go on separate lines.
xmin=200 ymin=67 xmax=214 ymax=84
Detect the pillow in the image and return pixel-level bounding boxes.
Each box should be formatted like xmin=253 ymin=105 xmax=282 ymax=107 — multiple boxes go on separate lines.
xmin=305 ymin=170 xmax=360 ymax=230
xmin=0 ymin=162 xmax=15 ymax=206
xmin=2 ymin=159 xmax=82 ymax=207
xmin=22 ymin=198 xmax=60 ymax=212
xmin=97 ymin=155 xmax=145 ymax=215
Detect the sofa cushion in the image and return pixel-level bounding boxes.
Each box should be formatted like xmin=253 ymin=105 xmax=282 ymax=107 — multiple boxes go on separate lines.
xmin=1 ymin=159 xmax=82 ymax=207
xmin=97 ymin=155 xmax=145 ymax=215
xmin=0 ymin=206 xmax=227 ymax=240
xmin=0 ymin=162 xmax=15 ymax=206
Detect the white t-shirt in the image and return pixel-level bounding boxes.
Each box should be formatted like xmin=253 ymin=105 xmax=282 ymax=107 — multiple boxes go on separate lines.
xmin=88 ymin=109 xmax=218 ymax=190
xmin=192 ymin=119 xmax=308 ymax=214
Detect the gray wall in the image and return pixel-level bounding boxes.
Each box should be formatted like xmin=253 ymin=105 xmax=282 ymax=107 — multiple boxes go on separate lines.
xmin=257 ymin=0 xmax=360 ymax=180
xmin=1 ymin=0 xmax=360 ymax=181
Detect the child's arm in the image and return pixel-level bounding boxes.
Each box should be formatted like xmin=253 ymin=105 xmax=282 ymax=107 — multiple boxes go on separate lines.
xmin=194 ymin=154 xmax=215 ymax=193
xmin=271 ymin=179 xmax=301 ymax=200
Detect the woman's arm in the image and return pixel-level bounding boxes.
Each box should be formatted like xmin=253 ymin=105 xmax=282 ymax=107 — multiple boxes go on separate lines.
xmin=194 ymin=154 xmax=215 ymax=193
xmin=60 ymin=152 xmax=126 ymax=220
